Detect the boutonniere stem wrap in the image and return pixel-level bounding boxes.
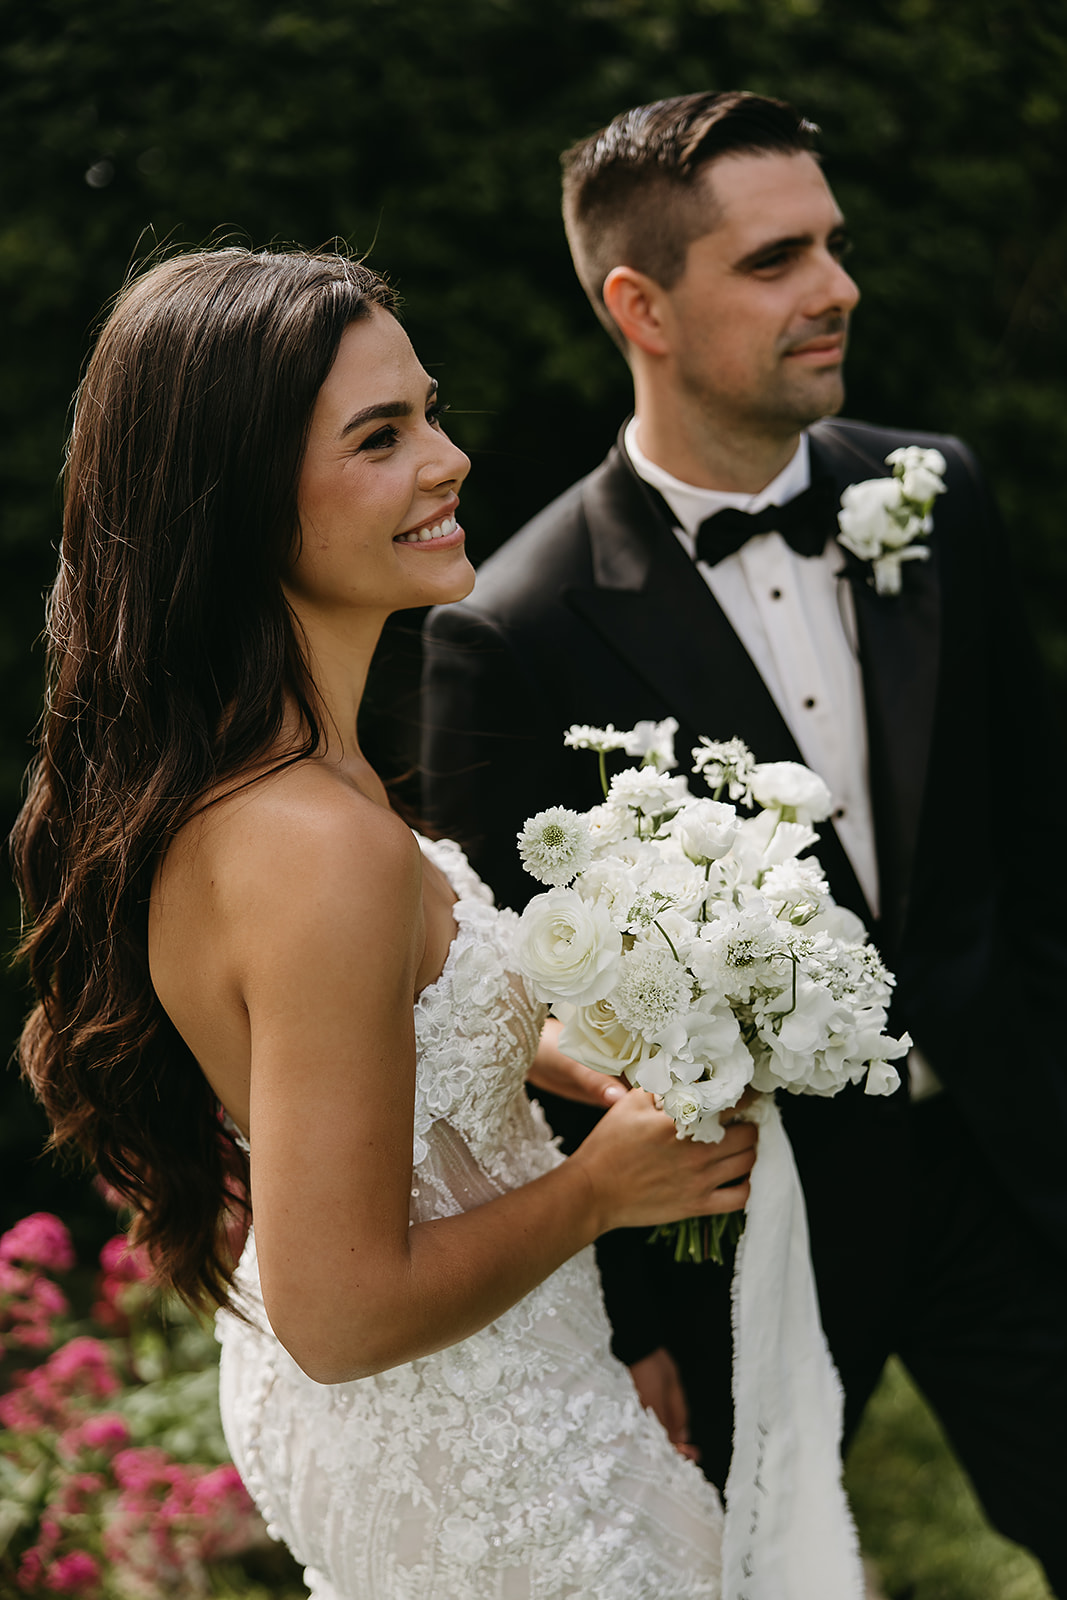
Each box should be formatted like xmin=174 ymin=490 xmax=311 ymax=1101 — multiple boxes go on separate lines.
xmin=837 ymin=446 xmax=947 ymax=595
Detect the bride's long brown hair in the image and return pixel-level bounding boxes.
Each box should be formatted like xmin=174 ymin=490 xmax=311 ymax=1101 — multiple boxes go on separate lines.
xmin=11 ymin=247 xmax=396 ymax=1311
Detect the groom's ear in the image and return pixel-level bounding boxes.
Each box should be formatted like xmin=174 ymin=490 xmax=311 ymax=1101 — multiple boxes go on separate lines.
xmin=602 ymin=266 xmax=673 ymax=358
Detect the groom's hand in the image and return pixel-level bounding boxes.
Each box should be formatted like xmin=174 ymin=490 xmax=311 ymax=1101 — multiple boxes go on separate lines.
xmin=628 ymin=1346 xmax=700 ymax=1462
xmin=527 ymin=1018 xmax=627 ymax=1109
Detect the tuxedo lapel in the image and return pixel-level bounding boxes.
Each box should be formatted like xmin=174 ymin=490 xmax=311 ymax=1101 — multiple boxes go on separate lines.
xmin=810 ymin=424 xmax=942 ymax=946
xmin=566 ymin=440 xmax=873 ymax=924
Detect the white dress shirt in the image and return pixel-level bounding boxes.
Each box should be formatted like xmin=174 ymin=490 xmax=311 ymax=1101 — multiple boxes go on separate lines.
xmin=625 ymin=416 xmax=880 ymax=918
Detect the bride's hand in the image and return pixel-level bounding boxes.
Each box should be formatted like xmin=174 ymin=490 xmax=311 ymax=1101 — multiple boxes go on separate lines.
xmin=526 ymin=1017 xmax=627 ymax=1108
xmin=570 ymin=1087 xmax=758 ymax=1236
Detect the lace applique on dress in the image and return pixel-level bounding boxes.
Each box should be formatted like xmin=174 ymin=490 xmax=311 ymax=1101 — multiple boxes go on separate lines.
xmin=216 ymin=836 xmax=723 ymax=1600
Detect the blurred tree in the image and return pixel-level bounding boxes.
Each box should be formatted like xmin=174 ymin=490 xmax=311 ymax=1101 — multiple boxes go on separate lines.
xmin=2 ymin=0 xmax=1065 ymax=1225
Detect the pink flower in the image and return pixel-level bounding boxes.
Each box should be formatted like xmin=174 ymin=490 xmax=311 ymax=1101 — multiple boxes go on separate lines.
xmin=42 ymin=1550 xmax=101 ymax=1594
xmin=111 ymin=1445 xmax=173 ymax=1493
xmin=0 ymin=1214 xmax=75 ymax=1273
xmin=17 ymin=1546 xmax=45 ymax=1591
xmin=46 ymin=1338 xmax=121 ymax=1399
xmin=97 ymin=1235 xmax=150 ymax=1283
xmin=76 ymin=1413 xmax=131 ymax=1454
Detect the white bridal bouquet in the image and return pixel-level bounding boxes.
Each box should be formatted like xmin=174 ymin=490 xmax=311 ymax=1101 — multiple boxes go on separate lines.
xmin=516 ymin=720 xmax=909 ymax=1261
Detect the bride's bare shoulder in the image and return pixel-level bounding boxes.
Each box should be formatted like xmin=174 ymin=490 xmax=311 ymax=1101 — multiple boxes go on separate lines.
xmin=159 ymin=759 xmax=422 ymax=933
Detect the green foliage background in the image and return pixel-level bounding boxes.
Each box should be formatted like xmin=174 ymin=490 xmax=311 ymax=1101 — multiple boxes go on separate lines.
xmin=1 ymin=3 xmax=1065 ymax=1591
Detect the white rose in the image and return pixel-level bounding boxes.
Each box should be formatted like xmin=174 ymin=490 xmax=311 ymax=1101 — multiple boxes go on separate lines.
xmin=836 ymin=476 xmax=900 ymax=559
xmin=674 ymin=797 xmax=741 ymax=864
xmin=517 ymin=888 xmax=623 ymax=1006
xmin=750 ymin=761 xmax=832 ymax=824
xmin=555 ymin=998 xmax=651 ymax=1080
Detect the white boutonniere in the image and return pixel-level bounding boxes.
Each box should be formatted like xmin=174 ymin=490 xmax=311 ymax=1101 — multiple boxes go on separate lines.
xmin=836 ymin=446 xmax=947 ymax=595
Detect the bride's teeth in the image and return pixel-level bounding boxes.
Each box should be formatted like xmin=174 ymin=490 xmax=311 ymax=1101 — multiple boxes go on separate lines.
xmin=399 ymin=515 xmax=456 ymax=544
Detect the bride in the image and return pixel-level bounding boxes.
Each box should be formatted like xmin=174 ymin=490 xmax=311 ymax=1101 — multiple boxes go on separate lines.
xmin=12 ymin=246 xmax=763 ymax=1598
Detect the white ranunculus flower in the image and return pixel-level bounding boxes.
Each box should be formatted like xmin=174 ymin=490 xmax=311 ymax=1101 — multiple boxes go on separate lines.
xmin=675 ymin=797 xmax=741 ymax=864
xmin=750 ymin=761 xmax=833 ymax=824
xmin=836 ymin=476 xmax=900 ymax=560
xmin=517 ymin=888 xmax=623 ymax=1006
xmin=555 ymin=997 xmax=651 ymax=1080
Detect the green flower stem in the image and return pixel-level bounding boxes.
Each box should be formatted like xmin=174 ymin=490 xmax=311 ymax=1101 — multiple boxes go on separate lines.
xmin=648 ymin=1212 xmax=745 ymax=1265
xmin=653 ymin=918 xmax=680 ymax=962
xmin=597 ymin=749 xmax=609 ymax=799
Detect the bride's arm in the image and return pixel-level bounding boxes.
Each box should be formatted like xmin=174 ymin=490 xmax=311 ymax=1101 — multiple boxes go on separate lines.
xmin=229 ymin=791 xmax=754 ymax=1386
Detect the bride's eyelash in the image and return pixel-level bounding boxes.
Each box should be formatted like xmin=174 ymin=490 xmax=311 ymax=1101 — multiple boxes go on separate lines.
xmin=427 ymin=401 xmax=450 ymax=426
xmin=359 ymin=423 xmax=400 ymax=451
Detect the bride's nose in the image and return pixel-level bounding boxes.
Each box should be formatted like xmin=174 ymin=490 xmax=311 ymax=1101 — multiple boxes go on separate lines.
xmin=419 ymin=432 xmax=470 ymax=494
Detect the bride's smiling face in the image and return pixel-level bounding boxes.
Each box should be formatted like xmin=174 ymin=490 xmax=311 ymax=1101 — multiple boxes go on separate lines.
xmin=287 ymin=308 xmax=473 ymax=621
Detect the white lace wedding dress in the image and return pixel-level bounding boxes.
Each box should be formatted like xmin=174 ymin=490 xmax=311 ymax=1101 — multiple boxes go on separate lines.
xmin=217 ymin=835 xmax=723 ymax=1600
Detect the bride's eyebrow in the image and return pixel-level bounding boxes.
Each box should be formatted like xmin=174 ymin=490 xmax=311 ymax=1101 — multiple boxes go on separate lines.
xmin=339 ymin=380 xmax=438 ymax=440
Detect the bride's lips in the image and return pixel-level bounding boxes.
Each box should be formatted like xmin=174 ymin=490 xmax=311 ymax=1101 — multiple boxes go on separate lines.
xmin=394 ymin=503 xmax=465 ymax=550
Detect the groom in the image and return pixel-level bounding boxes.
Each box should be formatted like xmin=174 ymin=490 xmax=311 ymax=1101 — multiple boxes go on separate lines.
xmin=421 ymin=91 xmax=1067 ymax=1588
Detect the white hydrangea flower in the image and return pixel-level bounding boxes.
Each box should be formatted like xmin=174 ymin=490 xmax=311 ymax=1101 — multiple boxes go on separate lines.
xmin=517 ymin=806 xmax=593 ymax=886
xmin=609 ymin=945 xmax=693 ymax=1040
xmin=691 ymin=736 xmax=756 ymax=803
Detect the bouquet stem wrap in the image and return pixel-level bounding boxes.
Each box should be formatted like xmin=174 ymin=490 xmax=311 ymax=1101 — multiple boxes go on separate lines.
xmin=723 ymin=1097 xmax=864 ymax=1599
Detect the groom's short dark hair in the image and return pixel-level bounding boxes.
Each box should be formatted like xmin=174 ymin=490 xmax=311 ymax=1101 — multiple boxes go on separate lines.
xmin=562 ymin=91 xmax=818 ymax=346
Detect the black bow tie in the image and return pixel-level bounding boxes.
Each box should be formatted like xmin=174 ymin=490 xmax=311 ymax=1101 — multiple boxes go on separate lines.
xmin=694 ymin=476 xmax=841 ymax=566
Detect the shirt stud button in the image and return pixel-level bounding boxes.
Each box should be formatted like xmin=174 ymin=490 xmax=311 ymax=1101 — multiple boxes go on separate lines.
xmin=832 ymin=806 xmax=846 ymax=821
xmin=803 ymin=696 xmax=816 ymax=709
xmin=770 ymin=588 xmax=783 ymax=600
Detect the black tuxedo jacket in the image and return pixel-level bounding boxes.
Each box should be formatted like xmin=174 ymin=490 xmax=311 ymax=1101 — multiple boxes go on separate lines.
xmin=421 ymin=417 xmax=1067 ymax=1368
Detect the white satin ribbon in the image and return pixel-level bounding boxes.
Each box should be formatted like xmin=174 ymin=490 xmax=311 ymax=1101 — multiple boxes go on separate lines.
xmin=722 ymin=1096 xmax=865 ymax=1599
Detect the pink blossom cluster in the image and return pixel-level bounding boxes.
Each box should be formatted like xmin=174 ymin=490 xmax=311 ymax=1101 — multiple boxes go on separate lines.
xmin=90 ymin=1235 xmax=152 ymax=1333
xmin=102 ymin=1454 xmax=258 ymax=1593
xmin=12 ymin=1452 xmax=258 ymax=1597
xmin=0 ymin=1214 xmax=74 ymax=1356
xmin=0 ymin=1337 xmax=121 ymax=1434
xmin=1 ymin=1212 xmax=264 ymax=1597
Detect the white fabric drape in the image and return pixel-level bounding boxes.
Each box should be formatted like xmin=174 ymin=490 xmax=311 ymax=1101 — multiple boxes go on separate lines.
xmin=722 ymin=1097 xmax=864 ymax=1599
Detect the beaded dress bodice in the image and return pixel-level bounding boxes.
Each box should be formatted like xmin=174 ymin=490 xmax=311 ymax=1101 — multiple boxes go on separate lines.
xmin=217 ymin=837 xmax=722 ymax=1600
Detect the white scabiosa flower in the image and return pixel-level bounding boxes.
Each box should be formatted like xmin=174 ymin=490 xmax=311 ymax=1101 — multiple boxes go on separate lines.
xmin=517 ymin=807 xmax=593 ymax=886
xmin=609 ymin=945 xmax=693 ymax=1039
